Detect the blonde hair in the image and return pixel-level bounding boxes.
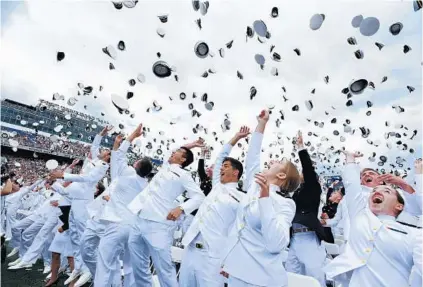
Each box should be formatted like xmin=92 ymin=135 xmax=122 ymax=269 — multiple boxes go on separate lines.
xmin=281 ymin=161 xmax=301 ymax=193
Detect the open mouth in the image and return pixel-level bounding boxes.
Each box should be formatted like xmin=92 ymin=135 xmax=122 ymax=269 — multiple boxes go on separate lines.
xmin=220 ymin=172 xmax=225 ymax=177
xmin=372 ymin=194 xmax=384 ymax=204
xmin=365 ymin=178 xmax=372 ymax=183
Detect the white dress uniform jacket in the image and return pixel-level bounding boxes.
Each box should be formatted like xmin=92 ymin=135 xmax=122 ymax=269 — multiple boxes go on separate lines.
xmin=100 ymin=140 xmax=147 ymax=223
xmin=181 ymin=143 xmax=245 ymax=258
xmin=128 ymin=157 xmax=205 ymax=225
xmin=221 ymin=132 xmax=296 ymax=287
xmin=326 ymin=197 xmax=350 ymax=241
xmin=324 ymin=163 xmax=422 ymax=287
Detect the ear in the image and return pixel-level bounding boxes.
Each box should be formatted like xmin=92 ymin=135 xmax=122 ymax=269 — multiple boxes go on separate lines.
xmin=395 ymin=203 xmax=404 ymax=214
xmin=276 ymin=172 xmax=287 ymax=181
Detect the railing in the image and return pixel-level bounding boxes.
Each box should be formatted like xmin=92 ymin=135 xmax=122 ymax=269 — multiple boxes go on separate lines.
xmin=1 ymin=141 xmax=85 ymax=160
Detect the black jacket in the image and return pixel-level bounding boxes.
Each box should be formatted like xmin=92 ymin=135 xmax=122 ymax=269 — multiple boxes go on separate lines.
xmin=290 ymin=149 xmax=334 ymax=243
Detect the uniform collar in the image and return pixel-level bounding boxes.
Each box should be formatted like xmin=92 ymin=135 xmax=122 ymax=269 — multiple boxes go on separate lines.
xmin=377 ymin=214 xmax=396 ymax=222
xmin=222 ymin=182 xmax=238 ymax=188
xmin=269 ymin=184 xmax=281 ymax=193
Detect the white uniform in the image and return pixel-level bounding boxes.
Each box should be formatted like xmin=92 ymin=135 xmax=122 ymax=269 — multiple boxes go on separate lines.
xmin=127 ymin=152 xmax=205 ymax=287
xmin=62 ymin=137 xmax=109 ymax=275
xmin=95 ymin=140 xmax=147 ymax=287
xmin=221 ymin=132 xmax=296 ymax=287
xmin=20 ymin=191 xmax=60 ymax=264
xmin=325 ymin=197 xmax=350 ymax=241
xmin=323 ymin=163 xmax=422 ymax=287
xmin=179 ymin=143 xmax=244 ymax=287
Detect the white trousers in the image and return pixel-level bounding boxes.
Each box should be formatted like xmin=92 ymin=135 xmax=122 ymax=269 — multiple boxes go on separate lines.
xmin=179 ymin=243 xmax=224 ymax=287
xmin=95 ymin=222 xmax=135 ymax=287
xmin=128 ymin=218 xmax=178 ymax=287
xmin=21 ymin=216 xmax=58 ymax=264
xmin=80 ymin=219 xmax=105 ymax=276
xmin=11 ymin=214 xmax=35 ymax=253
xmin=228 ymin=276 xmax=262 ymax=287
xmin=69 ymin=204 xmax=89 ymax=273
xmin=285 ymin=232 xmax=327 ymax=287
xmin=14 ymin=216 xmax=44 ymax=257
xmin=42 ymin=233 xmax=54 ymax=266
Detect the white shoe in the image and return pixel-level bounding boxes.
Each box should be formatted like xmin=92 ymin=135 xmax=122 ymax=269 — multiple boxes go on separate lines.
xmin=46 ymin=272 xmax=52 ymax=280
xmin=74 ymin=272 xmax=92 ymax=287
xmin=43 ymin=265 xmax=51 ymax=274
xmin=8 ymin=257 xmax=21 ymax=266
xmin=7 ymin=247 xmax=19 ymax=258
xmin=5 ymin=237 xmax=11 ymax=242
xmin=8 ymin=261 xmax=32 ymax=270
xmin=64 ymin=269 xmax=81 ymax=285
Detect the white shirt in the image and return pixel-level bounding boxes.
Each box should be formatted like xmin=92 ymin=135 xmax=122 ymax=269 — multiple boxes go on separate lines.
xmin=326 ymin=198 xmax=350 ymax=241
xmin=100 ymin=140 xmax=148 ymax=223
xmin=222 ymin=132 xmax=295 ymax=287
xmin=182 ymin=143 xmax=244 ymax=258
xmin=128 ymin=149 xmax=205 ymax=225
xmin=324 ymin=163 xmax=422 ymax=287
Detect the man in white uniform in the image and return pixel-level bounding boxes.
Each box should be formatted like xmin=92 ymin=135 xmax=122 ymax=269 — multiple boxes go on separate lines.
xmin=49 ymin=126 xmax=111 ymax=286
xmin=127 ymin=138 xmax=205 ymax=287
xmin=179 ymin=126 xmax=249 ymax=287
xmin=323 ymin=150 xmax=422 ymax=287
xmin=95 ymin=124 xmax=153 ymax=287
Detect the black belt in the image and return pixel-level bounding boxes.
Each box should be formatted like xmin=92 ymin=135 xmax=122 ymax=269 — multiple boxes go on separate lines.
xmin=397 ymin=221 xmax=422 ymax=229
xmin=293 ymin=227 xmax=313 ymax=234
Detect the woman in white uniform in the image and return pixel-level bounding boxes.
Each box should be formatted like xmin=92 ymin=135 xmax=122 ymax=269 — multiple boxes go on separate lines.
xmin=221 ymin=110 xmax=301 ymax=287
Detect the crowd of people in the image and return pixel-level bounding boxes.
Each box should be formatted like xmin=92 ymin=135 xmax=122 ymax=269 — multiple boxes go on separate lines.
xmin=0 ymin=109 xmax=422 ymax=287
xmin=1 ymin=127 xmax=90 ymax=158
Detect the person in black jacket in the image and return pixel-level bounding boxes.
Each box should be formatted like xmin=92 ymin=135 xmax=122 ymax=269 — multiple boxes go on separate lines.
xmin=285 ymin=131 xmax=334 ymax=287
xmin=197 ymin=149 xmax=213 ymax=197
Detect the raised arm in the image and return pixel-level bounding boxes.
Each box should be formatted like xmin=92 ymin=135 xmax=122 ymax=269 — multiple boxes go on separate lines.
xmin=255 ymin=173 xmax=295 ymax=253
xmin=341 ymin=150 xmax=367 ymax=219
xmin=197 ymin=157 xmax=207 ymax=182
xmin=110 ymin=132 xmax=133 ymax=180
xmin=211 ymin=126 xmax=250 ymax=187
xmin=414 ymin=159 xmax=423 ymax=213
xmin=296 ymin=131 xmax=320 ymax=190
xmin=245 ymin=110 xmax=269 ymax=191
xmin=1 ymin=179 xmax=13 ymax=196
xmin=91 ymin=126 xmax=113 ymax=159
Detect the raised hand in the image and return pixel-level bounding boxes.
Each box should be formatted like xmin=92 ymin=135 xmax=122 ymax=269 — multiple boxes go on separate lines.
xmin=113 ymin=134 xmax=124 ymax=150
xmin=257 ymin=110 xmax=270 ymax=124
xmin=415 ymin=158 xmax=422 ymax=174
xmin=296 ymin=130 xmax=304 ymax=148
xmin=100 ymin=125 xmax=114 ymax=137
xmin=340 ymin=150 xmax=363 ymax=163
xmin=255 ymin=173 xmax=270 ymax=198
xmin=377 ymin=173 xmax=415 ymax=194
xmin=128 ymin=124 xmax=143 ymax=142
xmin=49 ymin=170 xmax=64 ymax=180
xmin=236 ymin=126 xmax=251 ymax=139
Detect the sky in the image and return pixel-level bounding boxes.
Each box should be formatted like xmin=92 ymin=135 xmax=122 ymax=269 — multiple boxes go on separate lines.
xmin=1 ymin=0 xmax=422 ymax=175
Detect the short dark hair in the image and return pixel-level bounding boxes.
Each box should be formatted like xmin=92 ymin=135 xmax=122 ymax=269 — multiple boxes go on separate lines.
xmin=395 ymin=190 xmax=405 ymax=217
xmin=223 ymin=157 xmax=243 ymax=180
xmin=135 ymin=158 xmax=153 ymax=178
xmin=180 ymin=147 xmax=194 ymax=168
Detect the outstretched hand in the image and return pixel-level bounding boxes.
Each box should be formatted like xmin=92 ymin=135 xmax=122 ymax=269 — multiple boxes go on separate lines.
xmin=296 ymin=130 xmax=304 ymax=148
xmin=257 ymin=110 xmax=270 ymax=124
xmin=236 ymin=126 xmax=251 ymax=139
xmin=100 ymin=125 xmax=114 ymax=137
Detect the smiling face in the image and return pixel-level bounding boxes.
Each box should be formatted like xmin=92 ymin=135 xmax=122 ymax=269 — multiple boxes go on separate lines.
xmin=219 ymin=161 xmax=238 ymax=184
xmin=99 ymin=149 xmax=111 ymax=163
xmin=369 ymin=185 xmax=404 ymax=217
xmin=360 ymin=168 xmax=381 ymax=188
xmin=168 ymin=148 xmax=187 ymax=166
